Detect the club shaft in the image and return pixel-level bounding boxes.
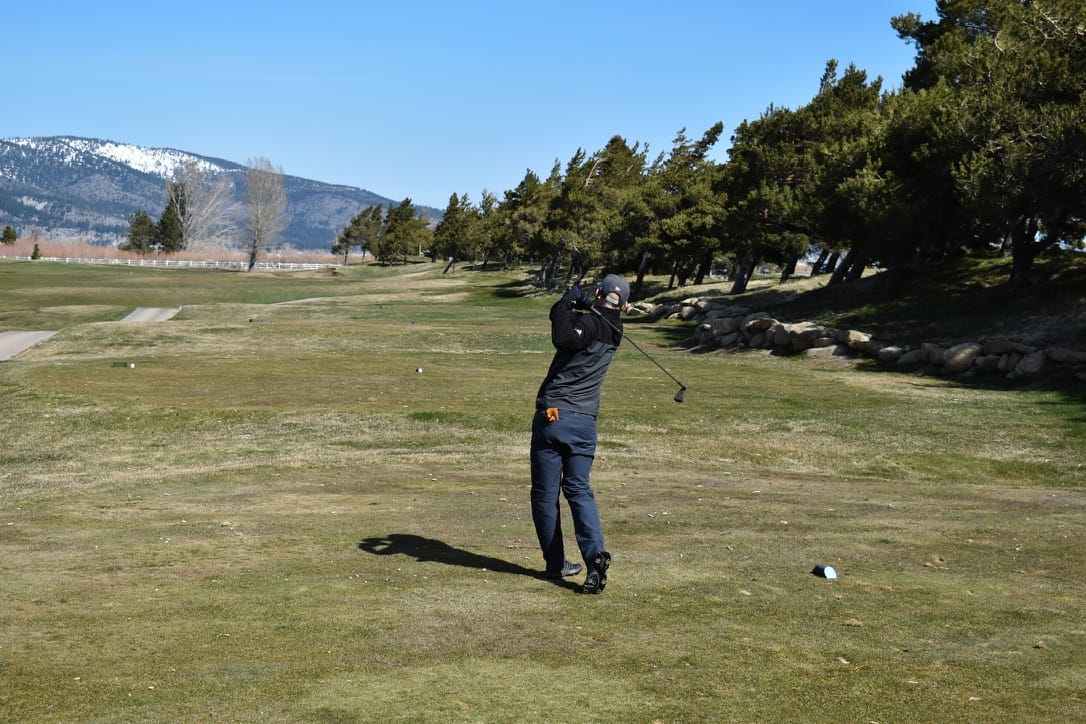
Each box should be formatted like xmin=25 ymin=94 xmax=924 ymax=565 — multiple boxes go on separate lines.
xmin=592 ymin=307 xmax=685 ymax=389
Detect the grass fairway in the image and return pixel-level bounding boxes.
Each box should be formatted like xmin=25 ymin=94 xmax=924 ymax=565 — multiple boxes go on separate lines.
xmin=1 ymin=259 xmax=1084 ymax=722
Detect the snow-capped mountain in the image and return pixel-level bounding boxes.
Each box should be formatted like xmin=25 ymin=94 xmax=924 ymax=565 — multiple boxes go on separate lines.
xmin=0 ymin=136 xmax=418 ymax=248
xmin=5 ymin=136 xmax=228 ymax=178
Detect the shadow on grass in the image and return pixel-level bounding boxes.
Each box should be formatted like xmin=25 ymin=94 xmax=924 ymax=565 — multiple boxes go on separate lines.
xmin=357 ymin=534 xmax=579 ymax=590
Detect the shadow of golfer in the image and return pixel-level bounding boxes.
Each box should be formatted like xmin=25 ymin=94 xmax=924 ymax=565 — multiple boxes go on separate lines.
xmin=357 ymin=533 xmax=577 ymax=589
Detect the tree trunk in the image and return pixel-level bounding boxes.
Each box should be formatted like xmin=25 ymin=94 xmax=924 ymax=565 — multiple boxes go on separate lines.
xmin=693 ymin=249 xmax=713 ymax=286
xmin=844 ymin=253 xmax=867 ymax=282
xmin=675 ymin=258 xmax=694 ymax=287
xmin=632 ymin=250 xmax=652 ymax=300
xmin=823 ymin=251 xmax=840 ymax=275
xmin=779 ymin=254 xmax=798 ymax=284
xmin=542 ymin=253 xmax=563 ymax=290
xmin=729 ymin=243 xmax=761 ymax=294
xmin=811 ymin=249 xmax=828 ymax=276
xmin=1006 ymin=218 xmax=1040 ymax=289
xmin=827 ymin=249 xmax=856 ymax=285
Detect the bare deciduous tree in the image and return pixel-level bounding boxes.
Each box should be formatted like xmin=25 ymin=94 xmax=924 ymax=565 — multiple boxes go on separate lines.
xmin=243 ymin=157 xmax=290 ymax=271
xmin=166 ymin=160 xmax=238 ymax=251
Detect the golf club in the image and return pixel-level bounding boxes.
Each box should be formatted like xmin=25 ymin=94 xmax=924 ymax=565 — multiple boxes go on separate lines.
xmin=591 ymin=307 xmax=688 ymax=402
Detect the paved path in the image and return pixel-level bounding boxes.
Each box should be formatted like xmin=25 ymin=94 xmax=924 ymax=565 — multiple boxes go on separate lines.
xmin=121 ymin=307 xmax=181 ymax=322
xmin=0 ymin=331 xmax=59 ymax=361
xmin=1 ymin=307 xmax=180 ymax=360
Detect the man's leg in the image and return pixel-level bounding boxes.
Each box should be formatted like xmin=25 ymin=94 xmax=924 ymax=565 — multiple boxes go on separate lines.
xmin=530 ymin=411 xmax=566 ymax=574
xmin=559 ymin=413 xmax=605 ymax=563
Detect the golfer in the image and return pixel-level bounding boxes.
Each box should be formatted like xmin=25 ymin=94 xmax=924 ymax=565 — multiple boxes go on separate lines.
xmin=530 ymin=273 xmax=629 ymax=594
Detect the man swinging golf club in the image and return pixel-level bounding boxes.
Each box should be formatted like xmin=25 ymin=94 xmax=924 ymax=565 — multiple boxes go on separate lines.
xmin=530 ymin=274 xmax=629 ymax=593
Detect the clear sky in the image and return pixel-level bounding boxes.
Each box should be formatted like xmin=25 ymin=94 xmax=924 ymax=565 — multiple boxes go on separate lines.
xmin=6 ymin=1 xmax=937 ymax=209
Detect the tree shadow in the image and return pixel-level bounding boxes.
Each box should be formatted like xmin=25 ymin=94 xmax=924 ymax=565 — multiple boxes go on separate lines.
xmin=357 ymin=533 xmax=578 ymax=590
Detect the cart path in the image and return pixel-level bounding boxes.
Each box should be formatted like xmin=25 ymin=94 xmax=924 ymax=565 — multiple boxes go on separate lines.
xmin=0 ymin=331 xmax=59 ymax=361
xmin=121 ymin=307 xmax=181 ymax=322
xmin=1 ymin=307 xmax=180 ymax=360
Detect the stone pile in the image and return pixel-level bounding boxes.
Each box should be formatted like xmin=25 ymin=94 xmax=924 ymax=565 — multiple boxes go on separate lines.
xmin=628 ymin=297 xmax=1086 ymax=382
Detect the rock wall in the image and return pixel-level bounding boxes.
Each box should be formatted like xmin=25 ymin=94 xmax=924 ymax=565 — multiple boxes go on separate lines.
xmin=630 ymin=297 xmax=1086 ymax=382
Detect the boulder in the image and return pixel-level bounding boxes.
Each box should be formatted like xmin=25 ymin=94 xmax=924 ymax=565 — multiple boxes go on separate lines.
xmin=855 ymin=340 xmax=885 ymax=356
xmin=716 ymin=331 xmax=740 ymax=347
xmin=943 ymin=342 xmax=982 ymax=374
xmin=678 ymin=305 xmax=700 ymax=321
xmin=691 ymin=324 xmax=712 ymax=346
xmin=772 ymin=324 xmax=792 ymax=347
xmin=788 ymin=322 xmax=827 ymax=352
xmin=922 ymin=343 xmax=946 ymax=365
xmin=1047 ymin=347 xmax=1086 ymax=365
xmin=803 ymin=344 xmax=845 ymax=359
xmin=838 ymin=329 xmax=871 ymax=349
xmin=1015 ymin=350 xmax=1048 ymax=377
xmin=710 ymin=317 xmax=740 ymax=336
xmin=878 ymin=346 xmax=904 ymax=362
xmin=974 ymin=354 xmax=1000 ymax=373
xmin=897 ymin=349 xmax=928 ymax=366
xmin=742 ymin=313 xmax=776 ymax=334
xmin=998 ymin=352 xmax=1022 ymax=373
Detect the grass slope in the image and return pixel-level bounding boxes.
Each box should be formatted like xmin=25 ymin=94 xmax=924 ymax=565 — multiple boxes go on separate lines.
xmin=1 ymin=259 xmax=1083 ymax=722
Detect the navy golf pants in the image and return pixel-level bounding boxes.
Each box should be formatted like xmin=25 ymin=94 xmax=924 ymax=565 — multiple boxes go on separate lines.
xmin=529 ymin=408 xmax=605 ymax=575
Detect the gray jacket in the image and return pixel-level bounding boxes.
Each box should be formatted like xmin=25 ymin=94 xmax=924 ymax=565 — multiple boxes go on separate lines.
xmin=535 ymin=295 xmax=623 ymax=417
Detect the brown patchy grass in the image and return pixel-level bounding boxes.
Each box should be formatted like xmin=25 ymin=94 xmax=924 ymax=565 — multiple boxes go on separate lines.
xmin=0 ymin=260 xmax=1084 ymax=722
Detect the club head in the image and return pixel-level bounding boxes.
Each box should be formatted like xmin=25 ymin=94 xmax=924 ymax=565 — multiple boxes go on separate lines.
xmin=674 ymin=386 xmax=686 ymax=403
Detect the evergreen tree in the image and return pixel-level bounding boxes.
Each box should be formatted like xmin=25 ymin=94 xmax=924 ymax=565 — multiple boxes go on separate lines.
xmin=380 ymin=199 xmax=430 ymax=263
xmin=434 ymin=193 xmax=481 ymax=273
xmin=501 ymin=170 xmax=556 ymax=283
xmin=1 ymin=225 xmax=16 ymax=244
xmin=157 ymin=194 xmax=185 ymax=253
xmin=122 ymin=210 xmax=157 ymax=253
xmin=336 ymin=204 xmax=386 ymax=263
xmin=893 ymin=0 xmax=1086 ymax=287
xmin=647 ymin=124 xmax=726 ymax=289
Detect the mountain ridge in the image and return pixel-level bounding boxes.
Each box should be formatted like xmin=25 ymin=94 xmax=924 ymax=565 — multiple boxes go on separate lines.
xmin=0 ymin=136 xmax=436 ymax=249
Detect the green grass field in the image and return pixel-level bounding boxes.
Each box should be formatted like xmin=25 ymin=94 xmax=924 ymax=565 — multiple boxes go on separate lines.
xmin=1 ymin=259 xmax=1084 ymax=722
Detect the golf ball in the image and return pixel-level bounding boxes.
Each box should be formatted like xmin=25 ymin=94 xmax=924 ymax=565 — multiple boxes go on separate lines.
xmin=416 ymin=367 xmax=423 ymax=373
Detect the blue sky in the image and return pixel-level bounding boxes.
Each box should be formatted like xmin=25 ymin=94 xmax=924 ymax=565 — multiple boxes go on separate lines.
xmin=6 ymin=1 xmax=937 ymax=209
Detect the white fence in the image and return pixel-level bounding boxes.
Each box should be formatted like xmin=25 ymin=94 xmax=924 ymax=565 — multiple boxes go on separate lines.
xmin=0 ymin=255 xmax=333 ymax=271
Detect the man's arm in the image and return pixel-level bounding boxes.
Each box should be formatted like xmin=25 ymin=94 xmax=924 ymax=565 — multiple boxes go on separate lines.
xmin=550 ymin=290 xmax=601 ymax=350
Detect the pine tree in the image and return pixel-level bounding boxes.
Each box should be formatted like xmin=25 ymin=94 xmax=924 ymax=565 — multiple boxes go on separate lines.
xmin=157 ymin=199 xmax=184 ymax=253
xmin=1 ymin=225 xmax=16 ymax=244
xmin=122 ymin=211 xmax=157 ymax=253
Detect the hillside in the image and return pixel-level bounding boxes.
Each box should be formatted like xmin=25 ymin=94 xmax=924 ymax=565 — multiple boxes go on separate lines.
xmin=0 ymin=136 xmax=440 ymax=249
xmin=635 ymin=252 xmax=1086 ymax=358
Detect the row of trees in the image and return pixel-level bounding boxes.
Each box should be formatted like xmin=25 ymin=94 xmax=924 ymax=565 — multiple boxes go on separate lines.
xmin=345 ymin=1 xmax=1082 ymax=297
xmin=124 ymin=158 xmax=289 ymax=271
xmin=332 ymin=199 xmax=433 ymax=266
